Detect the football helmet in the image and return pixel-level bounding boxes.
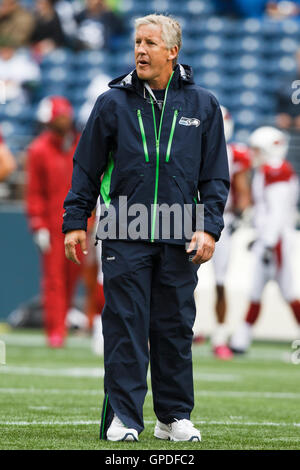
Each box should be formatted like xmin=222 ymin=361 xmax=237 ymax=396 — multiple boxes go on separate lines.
xmin=37 ymin=96 xmax=73 ymax=124
xmin=249 ymin=126 xmax=288 ymax=167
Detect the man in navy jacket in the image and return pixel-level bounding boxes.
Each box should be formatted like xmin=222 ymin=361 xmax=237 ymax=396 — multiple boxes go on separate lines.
xmin=63 ymin=14 xmax=229 ymax=442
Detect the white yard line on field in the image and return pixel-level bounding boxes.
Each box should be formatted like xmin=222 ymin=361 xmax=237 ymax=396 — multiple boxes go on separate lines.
xmin=0 ymin=420 xmax=100 ymax=426
xmin=0 ymin=387 xmax=101 ymax=395
xmin=0 ymin=387 xmax=300 ymax=400
xmin=0 ymin=366 xmax=239 ymax=382
xmin=194 ymin=390 xmax=300 ymax=399
xmin=0 ymin=334 xmax=91 ymax=348
xmin=0 ymin=366 xmax=105 ymax=378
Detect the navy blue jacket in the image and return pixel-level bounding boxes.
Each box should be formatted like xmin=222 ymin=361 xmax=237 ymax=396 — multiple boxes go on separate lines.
xmin=62 ymin=64 xmax=230 ymax=243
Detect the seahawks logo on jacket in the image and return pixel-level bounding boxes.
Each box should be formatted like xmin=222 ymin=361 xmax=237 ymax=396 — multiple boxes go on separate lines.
xmin=179 ymin=117 xmax=200 ymax=127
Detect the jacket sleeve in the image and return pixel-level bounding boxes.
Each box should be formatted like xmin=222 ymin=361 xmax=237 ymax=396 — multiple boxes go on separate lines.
xmin=198 ymin=97 xmax=230 ymax=241
xmin=62 ymin=94 xmax=115 ymax=233
xmin=26 ymin=145 xmax=48 ymax=232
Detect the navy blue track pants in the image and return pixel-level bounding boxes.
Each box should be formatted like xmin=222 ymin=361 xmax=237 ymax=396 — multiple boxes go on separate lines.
xmin=99 ymin=240 xmax=199 ymax=439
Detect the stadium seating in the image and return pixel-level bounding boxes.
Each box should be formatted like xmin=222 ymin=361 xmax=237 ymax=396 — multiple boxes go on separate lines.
xmin=5 ymin=1 xmax=300 ymax=151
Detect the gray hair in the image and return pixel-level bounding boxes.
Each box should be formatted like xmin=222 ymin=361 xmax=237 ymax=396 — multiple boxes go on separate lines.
xmin=134 ymin=14 xmax=182 ymax=63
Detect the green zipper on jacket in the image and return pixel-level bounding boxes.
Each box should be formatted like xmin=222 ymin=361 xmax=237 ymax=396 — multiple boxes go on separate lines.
xmin=137 ymin=109 xmax=149 ymax=163
xmin=149 ymin=71 xmax=174 ymax=242
xmin=165 ymin=109 xmax=179 ymax=162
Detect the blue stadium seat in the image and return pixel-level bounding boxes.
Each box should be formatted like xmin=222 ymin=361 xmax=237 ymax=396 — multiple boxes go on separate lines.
xmin=41 ymin=66 xmax=73 ymax=85
xmin=0 ymin=103 xmax=34 ymax=123
xmin=267 ymin=37 xmax=299 ymax=56
xmin=230 ymin=55 xmax=265 ymax=73
xmin=1 ymin=121 xmax=28 ymax=138
xmin=181 ymin=38 xmax=205 ymax=57
xmin=199 ymin=71 xmax=223 ymax=89
xmin=75 ymin=67 xmax=110 ymax=86
xmin=230 ymin=91 xmax=275 ymax=113
xmin=228 ymin=36 xmax=264 ymax=55
xmin=233 ymin=109 xmax=266 ymax=129
xmin=265 ymin=55 xmax=297 ymax=75
xmin=195 ymin=17 xmax=231 ymax=35
xmin=228 ymin=73 xmax=266 ymax=92
xmin=35 ymin=84 xmax=69 ymax=102
xmin=67 ymin=88 xmax=86 ymax=107
xmin=263 ymin=18 xmax=300 ymax=38
xmin=194 ymin=53 xmax=227 ymax=72
xmin=186 ymin=0 xmax=216 ymax=17
xmin=199 ymin=35 xmax=231 ymax=54
xmin=126 ymin=2 xmax=153 ymax=16
xmin=40 ymin=49 xmax=74 ymax=67
xmin=231 ymin=18 xmax=263 ymax=37
xmin=76 ymin=50 xmax=110 ymax=68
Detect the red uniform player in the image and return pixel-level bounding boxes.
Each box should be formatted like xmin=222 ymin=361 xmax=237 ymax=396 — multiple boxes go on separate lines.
xmin=26 ymin=96 xmax=81 ymax=347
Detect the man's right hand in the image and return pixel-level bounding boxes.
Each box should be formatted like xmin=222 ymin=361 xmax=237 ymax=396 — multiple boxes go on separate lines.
xmin=64 ymin=230 xmax=88 ymax=265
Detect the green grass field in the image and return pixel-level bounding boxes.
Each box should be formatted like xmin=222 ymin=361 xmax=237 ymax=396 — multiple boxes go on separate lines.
xmin=0 ymin=328 xmax=300 ymax=450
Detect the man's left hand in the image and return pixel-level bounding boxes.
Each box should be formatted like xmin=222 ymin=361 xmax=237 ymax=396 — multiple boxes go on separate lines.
xmin=187 ymin=231 xmax=215 ymax=265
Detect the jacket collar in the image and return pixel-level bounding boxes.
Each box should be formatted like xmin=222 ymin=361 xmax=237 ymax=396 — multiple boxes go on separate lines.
xmin=108 ymin=64 xmax=194 ymax=98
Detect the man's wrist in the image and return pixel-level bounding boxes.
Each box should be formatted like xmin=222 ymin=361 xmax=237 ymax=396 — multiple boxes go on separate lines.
xmin=204 ymin=231 xmax=217 ymax=241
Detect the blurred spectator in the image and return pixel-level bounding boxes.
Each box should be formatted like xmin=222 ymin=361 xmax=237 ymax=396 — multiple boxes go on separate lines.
xmin=0 ymin=39 xmax=41 ymax=103
xmin=0 ymin=0 xmax=35 ymax=47
xmin=54 ymin=0 xmax=78 ymax=45
xmin=0 ymin=128 xmax=16 ymax=182
xmin=78 ymin=72 xmax=111 ymax=127
xmin=26 ymin=96 xmax=82 ymax=348
xmin=75 ymin=0 xmax=124 ymax=50
xmin=276 ymin=49 xmax=300 ymax=130
xmin=31 ymin=0 xmax=65 ymax=55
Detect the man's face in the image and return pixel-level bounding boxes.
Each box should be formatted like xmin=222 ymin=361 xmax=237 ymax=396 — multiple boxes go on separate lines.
xmin=135 ymin=24 xmax=175 ymax=84
xmin=50 ymin=115 xmax=73 ymax=135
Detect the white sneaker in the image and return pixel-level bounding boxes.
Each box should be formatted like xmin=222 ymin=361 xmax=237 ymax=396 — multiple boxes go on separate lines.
xmin=230 ymin=322 xmax=253 ymax=354
xmin=107 ymin=414 xmax=138 ymax=441
xmin=154 ymin=419 xmax=201 ymax=442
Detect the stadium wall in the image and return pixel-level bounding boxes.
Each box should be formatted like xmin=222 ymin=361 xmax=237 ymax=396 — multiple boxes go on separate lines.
xmin=0 ymin=205 xmax=40 ymax=320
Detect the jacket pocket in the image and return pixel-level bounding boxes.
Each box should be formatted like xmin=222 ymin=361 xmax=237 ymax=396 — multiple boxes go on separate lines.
xmin=172 ymin=175 xmax=198 ymax=205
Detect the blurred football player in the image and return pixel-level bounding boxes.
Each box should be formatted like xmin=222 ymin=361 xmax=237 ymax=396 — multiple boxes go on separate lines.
xmin=210 ymin=106 xmax=252 ymax=359
xmin=26 ymin=96 xmax=82 ymax=347
xmin=230 ymin=126 xmax=300 ymax=353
